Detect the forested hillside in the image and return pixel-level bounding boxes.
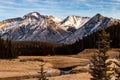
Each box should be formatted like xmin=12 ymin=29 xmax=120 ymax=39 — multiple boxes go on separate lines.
xmin=59 ymin=24 xmax=120 ymax=54
xmin=0 ymin=24 xmax=120 ymax=58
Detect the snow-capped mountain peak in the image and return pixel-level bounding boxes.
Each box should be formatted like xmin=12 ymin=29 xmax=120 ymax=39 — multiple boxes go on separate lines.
xmin=61 ymin=15 xmax=89 ymax=30
xmin=0 ymin=12 xmax=70 ymax=42
xmin=0 ymin=12 xmax=120 ymax=44
xmin=23 ymin=12 xmax=41 ymax=20
xmin=48 ymin=16 xmax=63 ymax=23
xmin=60 ymin=13 xmax=120 ymax=44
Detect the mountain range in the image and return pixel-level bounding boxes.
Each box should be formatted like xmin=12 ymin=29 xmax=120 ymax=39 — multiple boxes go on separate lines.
xmin=0 ymin=12 xmax=120 ymax=44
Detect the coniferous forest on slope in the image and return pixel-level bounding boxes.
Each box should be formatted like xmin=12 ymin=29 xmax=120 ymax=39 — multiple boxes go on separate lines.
xmin=0 ymin=24 xmax=120 ymax=58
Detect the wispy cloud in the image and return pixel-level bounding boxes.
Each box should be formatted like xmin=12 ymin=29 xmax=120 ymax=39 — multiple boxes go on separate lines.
xmin=26 ymin=0 xmax=40 ymax=3
xmin=0 ymin=0 xmax=15 ymax=5
xmin=114 ymin=0 xmax=120 ymax=2
xmin=0 ymin=0 xmax=120 ymax=21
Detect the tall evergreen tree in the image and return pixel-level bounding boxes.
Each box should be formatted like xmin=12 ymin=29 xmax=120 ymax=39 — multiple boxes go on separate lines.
xmin=90 ymin=29 xmax=112 ymax=80
xmin=0 ymin=37 xmax=18 ymax=59
xmin=38 ymin=62 xmax=48 ymax=80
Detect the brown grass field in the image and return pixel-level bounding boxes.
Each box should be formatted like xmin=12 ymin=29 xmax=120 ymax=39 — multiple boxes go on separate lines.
xmin=0 ymin=48 xmax=119 ymax=80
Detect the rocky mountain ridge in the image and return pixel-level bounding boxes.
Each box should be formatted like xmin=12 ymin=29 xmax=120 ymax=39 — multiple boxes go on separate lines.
xmin=0 ymin=12 xmax=120 ymax=43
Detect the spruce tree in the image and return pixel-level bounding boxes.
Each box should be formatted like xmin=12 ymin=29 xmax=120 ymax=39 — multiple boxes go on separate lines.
xmin=0 ymin=36 xmax=18 ymax=59
xmin=90 ymin=29 xmax=112 ymax=80
xmin=0 ymin=36 xmax=3 ymax=58
xmin=11 ymin=42 xmax=18 ymax=58
xmin=38 ymin=62 xmax=48 ymax=80
xmin=0 ymin=36 xmax=5 ymax=58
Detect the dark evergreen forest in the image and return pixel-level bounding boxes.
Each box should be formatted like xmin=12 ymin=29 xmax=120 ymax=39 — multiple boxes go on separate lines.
xmin=0 ymin=24 xmax=120 ymax=58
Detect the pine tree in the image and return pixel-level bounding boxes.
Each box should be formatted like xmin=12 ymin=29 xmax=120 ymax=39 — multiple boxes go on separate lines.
xmin=0 ymin=37 xmax=18 ymax=59
xmin=90 ymin=29 xmax=112 ymax=80
xmin=38 ymin=62 xmax=48 ymax=80
xmin=11 ymin=42 xmax=18 ymax=58
xmin=0 ymin=36 xmax=3 ymax=58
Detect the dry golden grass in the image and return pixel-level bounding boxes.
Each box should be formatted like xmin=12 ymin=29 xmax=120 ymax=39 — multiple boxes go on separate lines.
xmin=24 ymin=73 xmax=91 ymax=80
xmin=49 ymin=73 xmax=91 ymax=80
xmin=72 ymin=48 xmax=120 ymax=59
xmin=0 ymin=48 xmax=119 ymax=80
xmin=19 ymin=56 xmax=89 ymax=68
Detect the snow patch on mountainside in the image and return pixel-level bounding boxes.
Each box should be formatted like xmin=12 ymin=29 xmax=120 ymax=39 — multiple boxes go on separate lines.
xmin=0 ymin=12 xmax=70 ymax=42
xmin=60 ymin=14 xmax=120 ymax=44
xmin=61 ymin=16 xmax=89 ymax=30
xmin=31 ymin=12 xmax=40 ymax=18
xmin=90 ymin=21 xmax=101 ymax=32
xmin=52 ymin=17 xmax=63 ymax=23
xmin=0 ymin=12 xmax=120 ymax=44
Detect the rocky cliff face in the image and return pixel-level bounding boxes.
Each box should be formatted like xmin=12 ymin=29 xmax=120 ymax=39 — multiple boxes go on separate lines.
xmin=0 ymin=12 xmax=70 ymax=42
xmin=0 ymin=12 xmax=120 ymax=43
xmin=60 ymin=14 xmax=120 ymax=44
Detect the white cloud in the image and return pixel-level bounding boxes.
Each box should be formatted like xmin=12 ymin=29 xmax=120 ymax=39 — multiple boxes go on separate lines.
xmin=0 ymin=0 xmax=16 ymax=5
xmin=0 ymin=5 xmax=11 ymax=9
xmin=0 ymin=0 xmax=120 ymax=20
xmin=26 ymin=0 xmax=39 ymax=3
xmin=115 ymin=0 xmax=120 ymax=2
xmin=75 ymin=0 xmax=86 ymax=2
xmin=85 ymin=3 xmax=94 ymax=7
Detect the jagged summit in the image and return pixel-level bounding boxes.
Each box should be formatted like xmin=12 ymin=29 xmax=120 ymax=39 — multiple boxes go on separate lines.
xmin=61 ymin=15 xmax=89 ymax=30
xmin=0 ymin=12 xmax=120 ymax=43
xmin=0 ymin=12 xmax=69 ymax=42
xmin=92 ymin=13 xmax=105 ymax=22
xmin=95 ymin=13 xmax=102 ymax=17
xmin=23 ymin=12 xmax=41 ymax=20
xmin=60 ymin=13 xmax=120 ymax=44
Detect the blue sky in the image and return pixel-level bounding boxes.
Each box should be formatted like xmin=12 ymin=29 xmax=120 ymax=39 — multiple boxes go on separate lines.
xmin=0 ymin=0 xmax=120 ymax=21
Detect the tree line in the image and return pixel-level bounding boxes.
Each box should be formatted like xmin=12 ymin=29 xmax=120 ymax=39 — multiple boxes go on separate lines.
xmin=0 ymin=24 xmax=120 ymax=58
xmin=0 ymin=37 xmax=17 ymax=59
xmin=71 ymin=23 xmax=120 ymax=51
